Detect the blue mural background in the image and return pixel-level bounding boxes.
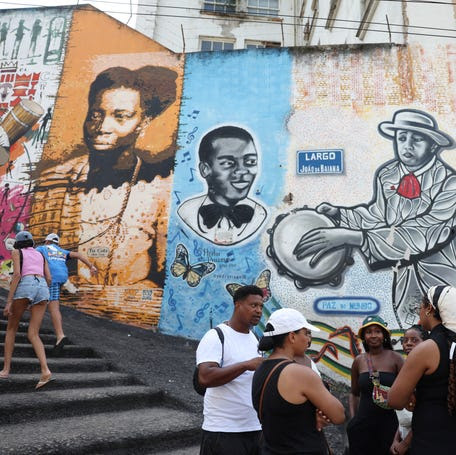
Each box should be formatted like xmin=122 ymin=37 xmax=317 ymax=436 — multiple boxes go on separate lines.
xmin=159 ymin=49 xmax=292 ymax=339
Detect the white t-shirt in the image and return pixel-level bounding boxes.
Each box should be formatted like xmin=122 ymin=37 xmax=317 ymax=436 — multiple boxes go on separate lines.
xmin=196 ymin=323 xmax=261 ymax=432
xmin=310 ymin=359 xmax=321 ymax=377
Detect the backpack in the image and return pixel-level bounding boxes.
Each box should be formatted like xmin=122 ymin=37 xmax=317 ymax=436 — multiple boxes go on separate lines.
xmin=193 ymin=326 xmax=224 ymax=396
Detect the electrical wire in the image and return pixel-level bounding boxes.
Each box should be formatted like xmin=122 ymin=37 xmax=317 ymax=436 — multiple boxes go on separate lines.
xmin=0 ymin=0 xmax=455 ymax=40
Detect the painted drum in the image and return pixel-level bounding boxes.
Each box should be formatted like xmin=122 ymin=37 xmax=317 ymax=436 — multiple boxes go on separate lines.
xmin=1 ymin=99 xmax=44 ymax=144
xmin=267 ymin=208 xmax=353 ymax=289
xmin=0 ymin=145 xmax=8 ymax=166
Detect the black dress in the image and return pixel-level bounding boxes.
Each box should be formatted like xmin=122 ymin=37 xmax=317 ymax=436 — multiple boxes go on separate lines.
xmin=411 ymin=324 xmax=456 ymax=455
xmin=347 ymin=371 xmax=398 ymax=455
xmin=252 ymin=358 xmax=327 ymax=455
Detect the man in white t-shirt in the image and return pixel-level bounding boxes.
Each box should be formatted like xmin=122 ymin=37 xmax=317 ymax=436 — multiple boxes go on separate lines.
xmin=196 ymin=285 xmax=265 ymax=454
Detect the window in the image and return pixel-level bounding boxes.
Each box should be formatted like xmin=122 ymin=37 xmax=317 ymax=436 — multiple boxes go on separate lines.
xmin=247 ymin=0 xmax=279 ymax=17
xmin=200 ymin=39 xmax=235 ymax=51
xmin=203 ymin=0 xmax=236 ymax=13
xmin=245 ymin=40 xmax=281 ymax=49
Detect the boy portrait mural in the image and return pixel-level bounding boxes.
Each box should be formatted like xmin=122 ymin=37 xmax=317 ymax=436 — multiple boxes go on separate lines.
xmin=178 ymin=125 xmax=267 ymax=246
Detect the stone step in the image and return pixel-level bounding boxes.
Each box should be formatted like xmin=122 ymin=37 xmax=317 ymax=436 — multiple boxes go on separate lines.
xmin=0 ymin=343 xmax=98 ymax=358
xmin=4 ymin=356 xmax=112 ymax=374
xmin=0 ymin=330 xmax=57 ymax=344
xmin=0 ymin=385 xmax=167 ymax=424
xmin=155 ymin=446 xmax=200 ymax=455
xmin=0 ymin=407 xmax=201 ymax=455
xmin=0 ymin=319 xmax=55 ymax=335
xmin=0 ymin=371 xmax=138 ymax=393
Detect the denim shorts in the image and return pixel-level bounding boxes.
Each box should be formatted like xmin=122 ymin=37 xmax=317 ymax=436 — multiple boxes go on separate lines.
xmin=49 ymin=282 xmax=63 ymax=301
xmin=14 ymin=275 xmax=50 ymax=306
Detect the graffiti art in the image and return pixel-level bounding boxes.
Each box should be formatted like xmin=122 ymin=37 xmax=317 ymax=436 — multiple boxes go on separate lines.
xmin=178 ymin=125 xmax=267 ymax=246
xmin=267 ymin=207 xmax=354 ymax=289
xmin=225 ymin=269 xmax=272 ymax=301
xmin=170 ymin=243 xmax=216 ymax=287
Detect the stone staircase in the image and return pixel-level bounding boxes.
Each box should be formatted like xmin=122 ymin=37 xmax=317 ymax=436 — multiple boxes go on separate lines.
xmin=0 ymin=309 xmax=201 ymax=454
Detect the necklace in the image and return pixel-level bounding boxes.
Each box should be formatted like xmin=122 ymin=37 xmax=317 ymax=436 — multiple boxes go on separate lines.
xmin=103 ymin=156 xmax=142 ymax=286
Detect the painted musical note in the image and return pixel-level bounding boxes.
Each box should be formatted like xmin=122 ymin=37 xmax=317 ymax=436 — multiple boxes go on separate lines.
xmin=181 ymin=151 xmax=191 ymax=163
xmin=198 ymin=280 xmax=211 ymax=297
xmin=186 ymin=126 xmax=198 ymax=144
xmin=176 ymin=313 xmax=184 ymax=330
xmin=226 ymin=250 xmax=235 ymax=262
xmin=174 ymin=190 xmax=182 ymax=205
xmin=194 ymin=302 xmax=210 ymax=323
xmin=170 ymin=228 xmax=189 ymax=244
xmin=193 ymin=239 xmax=203 ymax=258
xmin=245 ymin=257 xmax=253 ymax=273
xmin=167 ymin=288 xmax=177 ymax=312
xmin=189 ymin=167 xmax=196 ymax=182
xmin=255 ymin=185 xmax=264 ymax=196
xmin=214 ymin=302 xmax=229 ymax=313
xmin=187 ymin=109 xmax=200 ymax=119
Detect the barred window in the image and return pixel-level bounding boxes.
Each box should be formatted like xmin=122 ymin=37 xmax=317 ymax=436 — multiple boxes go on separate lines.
xmin=247 ymin=0 xmax=279 ymax=16
xmin=203 ymin=0 xmax=236 ymax=13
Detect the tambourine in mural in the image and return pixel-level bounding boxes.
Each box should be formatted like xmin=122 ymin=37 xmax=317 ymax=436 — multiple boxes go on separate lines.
xmin=267 ymin=208 xmax=354 ymax=289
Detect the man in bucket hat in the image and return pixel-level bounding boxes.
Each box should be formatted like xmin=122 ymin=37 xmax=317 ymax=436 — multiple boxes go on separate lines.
xmin=294 ymin=108 xmax=456 ymax=327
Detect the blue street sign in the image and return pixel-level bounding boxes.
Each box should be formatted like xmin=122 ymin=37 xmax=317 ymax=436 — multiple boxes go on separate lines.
xmin=314 ymin=296 xmax=380 ymax=315
xmin=297 ymin=149 xmax=344 ymax=175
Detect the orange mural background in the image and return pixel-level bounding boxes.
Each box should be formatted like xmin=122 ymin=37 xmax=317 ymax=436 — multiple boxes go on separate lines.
xmin=41 ymin=6 xmax=184 ymax=167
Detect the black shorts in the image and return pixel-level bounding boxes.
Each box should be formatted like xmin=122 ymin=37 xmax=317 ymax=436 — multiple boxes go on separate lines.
xmin=200 ymin=429 xmax=262 ymax=455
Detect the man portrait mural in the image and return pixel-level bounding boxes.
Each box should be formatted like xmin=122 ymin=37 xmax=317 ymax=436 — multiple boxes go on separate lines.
xmin=291 ymin=109 xmax=456 ymax=328
xmin=178 ymin=125 xmax=267 ymax=246
xmin=29 ymin=65 xmax=178 ymax=293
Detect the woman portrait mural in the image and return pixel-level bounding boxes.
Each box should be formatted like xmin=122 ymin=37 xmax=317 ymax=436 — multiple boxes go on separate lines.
xmin=27 ymin=13 xmax=183 ymax=326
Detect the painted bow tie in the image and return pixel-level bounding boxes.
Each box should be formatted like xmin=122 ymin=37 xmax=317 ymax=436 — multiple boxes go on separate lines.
xmin=397 ymin=173 xmax=421 ymax=199
xmin=199 ymin=203 xmax=254 ymax=229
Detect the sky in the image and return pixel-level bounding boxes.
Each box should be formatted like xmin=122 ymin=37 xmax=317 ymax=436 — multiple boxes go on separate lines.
xmin=0 ymin=0 xmax=139 ymax=28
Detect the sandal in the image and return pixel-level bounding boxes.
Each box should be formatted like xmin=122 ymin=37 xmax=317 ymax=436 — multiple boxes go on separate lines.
xmin=35 ymin=374 xmax=54 ymax=390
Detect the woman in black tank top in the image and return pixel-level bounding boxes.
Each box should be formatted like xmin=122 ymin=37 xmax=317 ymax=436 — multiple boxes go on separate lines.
xmin=252 ymin=308 xmax=345 ymax=455
xmin=389 ymin=286 xmax=456 ymax=455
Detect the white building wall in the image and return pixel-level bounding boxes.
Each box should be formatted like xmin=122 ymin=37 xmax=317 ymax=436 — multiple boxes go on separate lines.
xmin=135 ymin=0 xmax=456 ymax=52
xmin=138 ymin=0 xmax=298 ymax=52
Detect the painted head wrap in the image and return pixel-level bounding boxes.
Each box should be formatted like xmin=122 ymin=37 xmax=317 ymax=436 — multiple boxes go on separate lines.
xmin=426 ymin=285 xmax=456 ymax=359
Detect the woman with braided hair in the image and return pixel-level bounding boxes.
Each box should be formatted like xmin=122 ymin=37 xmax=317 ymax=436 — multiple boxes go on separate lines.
xmin=389 ymin=286 xmax=456 ymax=454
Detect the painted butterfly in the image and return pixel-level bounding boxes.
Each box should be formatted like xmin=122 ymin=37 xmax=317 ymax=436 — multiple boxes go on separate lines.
xmin=225 ymin=269 xmax=271 ymax=301
xmin=170 ymin=243 xmax=216 ymax=287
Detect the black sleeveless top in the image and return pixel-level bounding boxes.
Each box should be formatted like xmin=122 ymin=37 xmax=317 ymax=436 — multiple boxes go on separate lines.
xmin=252 ymin=358 xmax=326 ymax=455
xmin=411 ymin=324 xmax=456 ymax=455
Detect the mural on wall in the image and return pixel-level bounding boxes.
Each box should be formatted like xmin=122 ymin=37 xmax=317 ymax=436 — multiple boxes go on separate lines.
xmin=159 ymin=50 xmax=292 ymax=340
xmin=267 ymin=44 xmax=456 ymax=380
xmin=25 ymin=7 xmax=184 ymax=327
xmin=0 ymin=7 xmax=72 ymax=285
xmin=158 ymin=43 xmax=456 ymax=383
xmin=271 ymin=109 xmax=456 ymax=329
xmin=177 ymin=125 xmax=267 ymax=245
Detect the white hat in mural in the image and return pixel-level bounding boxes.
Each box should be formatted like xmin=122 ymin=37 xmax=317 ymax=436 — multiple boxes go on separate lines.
xmin=378 ymin=109 xmax=454 ymax=147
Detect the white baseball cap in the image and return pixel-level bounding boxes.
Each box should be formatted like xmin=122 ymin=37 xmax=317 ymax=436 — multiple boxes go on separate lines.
xmin=45 ymin=233 xmax=60 ymax=244
xmin=263 ymin=308 xmax=320 ymax=337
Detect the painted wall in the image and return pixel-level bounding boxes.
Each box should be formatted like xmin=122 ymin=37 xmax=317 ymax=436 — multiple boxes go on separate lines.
xmin=0 ymin=6 xmax=184 ymax=329
xmin=160 ymin=43 xmax=456 ymax=381
xmin=3 ymin=5 xmax=456 ymax=383
xmin=0 ymin=6 xmax=73 ymax=280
